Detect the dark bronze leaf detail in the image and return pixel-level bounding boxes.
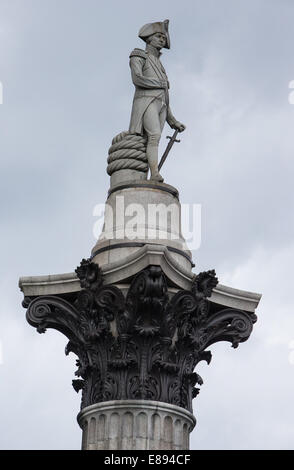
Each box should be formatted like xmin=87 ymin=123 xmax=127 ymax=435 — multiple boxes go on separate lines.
xmin=23 ymin=261 xmax=257 ymax=412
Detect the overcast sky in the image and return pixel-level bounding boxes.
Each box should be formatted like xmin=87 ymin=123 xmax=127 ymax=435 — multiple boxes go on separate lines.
xmin=0 ymin=0 xmax=294 ymax=450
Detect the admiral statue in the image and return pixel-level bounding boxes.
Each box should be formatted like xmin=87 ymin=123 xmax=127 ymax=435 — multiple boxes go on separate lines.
xmin=128 ymin=20 xmax=185 ymax=183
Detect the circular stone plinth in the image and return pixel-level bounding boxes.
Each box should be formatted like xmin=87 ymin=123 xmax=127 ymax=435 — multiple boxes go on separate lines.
xmin=92 ymin=180 xmax=192 ymax=276
xmin=108 ymin=179 xmax=179 ymax=199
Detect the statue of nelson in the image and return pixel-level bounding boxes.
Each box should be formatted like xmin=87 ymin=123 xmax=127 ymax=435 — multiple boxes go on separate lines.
xmin=128 ymin=19 xmax=185 ymax=183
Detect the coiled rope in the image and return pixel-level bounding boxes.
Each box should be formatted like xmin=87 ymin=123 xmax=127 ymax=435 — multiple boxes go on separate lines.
xmin=107 ymin=131 xmax=148 ymax=175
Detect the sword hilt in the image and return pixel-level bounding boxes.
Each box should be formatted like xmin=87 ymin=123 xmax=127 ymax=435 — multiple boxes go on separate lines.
xmin=167 ymin=135 xmax=180 ymax=143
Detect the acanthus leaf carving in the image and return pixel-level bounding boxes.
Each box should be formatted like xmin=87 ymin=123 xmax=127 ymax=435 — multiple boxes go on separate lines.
xmin=23 ymin=261 xmax=257 ymax=412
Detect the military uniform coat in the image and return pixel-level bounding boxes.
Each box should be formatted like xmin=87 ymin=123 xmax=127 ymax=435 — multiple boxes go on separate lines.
xmin=128 ymin=48 xmax=172 ymax=135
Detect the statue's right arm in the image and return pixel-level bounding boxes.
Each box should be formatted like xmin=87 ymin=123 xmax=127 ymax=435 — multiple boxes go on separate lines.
xmin=130 ymin=56 xmax=166 ymax=89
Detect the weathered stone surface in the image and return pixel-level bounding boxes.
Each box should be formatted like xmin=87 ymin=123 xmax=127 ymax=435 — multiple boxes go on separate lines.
xmin=91 ymin=181 xmax=193 ymax=277
xmin=128 ymin=20 xmax=185 ymax=182
xmin=21 ymin=257 xmax=260 ymax=451
xmin=19 ymin=264 xmax=261 ymax=313
xmin=18 ymin=17 xmax=263 ymax=453
xmin=23 ymin=261 xmax=258 ymax=414
xmin=110 ymin=168 xmax=147 ymax=187
xmin=107 ymin=132 xmax=148 ymax=188
xmin=77 ymin=400 xmax=196 ymax=450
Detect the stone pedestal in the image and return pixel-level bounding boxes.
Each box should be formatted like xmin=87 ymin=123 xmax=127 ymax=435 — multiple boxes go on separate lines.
xmin=92 ymin=180 xmax=193 ymax=275
xmin=110 ymin=169 xmax=147 ymax=187
xmin=78 ymin=400 xmax=196 ymax=450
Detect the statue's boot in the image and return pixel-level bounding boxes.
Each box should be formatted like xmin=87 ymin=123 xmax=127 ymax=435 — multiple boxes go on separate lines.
xmin=147 ymin=134 xmax=164 ymax=183
xmin=151 ymin=173 xmax=164 ymax=182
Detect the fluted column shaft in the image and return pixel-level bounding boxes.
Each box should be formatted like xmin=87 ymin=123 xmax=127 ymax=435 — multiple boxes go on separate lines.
xmin=77 ymin=400 xmax=196 ymax=450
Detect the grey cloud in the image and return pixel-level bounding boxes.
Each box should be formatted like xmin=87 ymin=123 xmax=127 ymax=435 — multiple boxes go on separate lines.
xmin=0 ymin=0 xmax=293 ymax=449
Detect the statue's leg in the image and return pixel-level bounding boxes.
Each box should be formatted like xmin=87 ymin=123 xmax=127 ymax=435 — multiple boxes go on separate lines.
xmin=159 ymin=103 xmax=167 ymax=133
xmin=143 ymin=100 xmax=164 ymax=182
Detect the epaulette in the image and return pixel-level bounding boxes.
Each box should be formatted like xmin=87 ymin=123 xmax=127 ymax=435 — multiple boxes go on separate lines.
xmin=129 ymin=48 xmax=147 ymax=59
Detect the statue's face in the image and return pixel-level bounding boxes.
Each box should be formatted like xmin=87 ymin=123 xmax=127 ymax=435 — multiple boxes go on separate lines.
xmin=148 ymin=32 xmax=167 ymax=50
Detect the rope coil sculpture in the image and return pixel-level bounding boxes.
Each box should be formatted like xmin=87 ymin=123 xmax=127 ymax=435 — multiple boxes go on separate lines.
xmin=107 ymin=131 xmax=148 ymax=176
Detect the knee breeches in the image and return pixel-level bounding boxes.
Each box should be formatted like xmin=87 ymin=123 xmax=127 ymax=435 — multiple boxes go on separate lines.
xmin=143 ymin=99 xmax=167 ymax=141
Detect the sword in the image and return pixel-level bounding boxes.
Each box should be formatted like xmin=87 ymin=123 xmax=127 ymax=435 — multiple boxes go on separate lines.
xmin=158 ymin=130 xmax=181 ymax=171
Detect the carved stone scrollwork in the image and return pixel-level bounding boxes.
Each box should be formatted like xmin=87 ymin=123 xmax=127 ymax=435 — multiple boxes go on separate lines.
xmin=24 ymin=260 xmax=257 ymax=412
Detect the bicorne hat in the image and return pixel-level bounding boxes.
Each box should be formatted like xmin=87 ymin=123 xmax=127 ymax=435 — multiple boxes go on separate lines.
xmin=138 ymin=19 xmax=170 ymax=49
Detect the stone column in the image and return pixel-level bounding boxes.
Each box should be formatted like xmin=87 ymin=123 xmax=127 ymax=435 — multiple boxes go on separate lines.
xmin=78 ymin=400 xmax=196 ymax=450
xmin=22 ymin=259 xmax=258 ymax=451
